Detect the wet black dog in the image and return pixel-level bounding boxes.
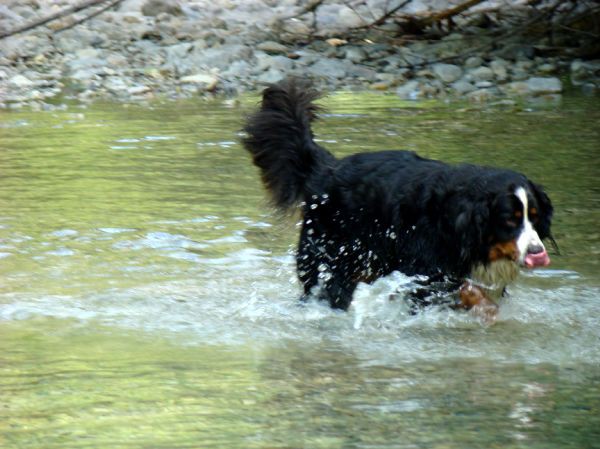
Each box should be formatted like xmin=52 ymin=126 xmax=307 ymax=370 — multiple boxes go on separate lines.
xmin=243 ymin=79 xmax=553 ymax=313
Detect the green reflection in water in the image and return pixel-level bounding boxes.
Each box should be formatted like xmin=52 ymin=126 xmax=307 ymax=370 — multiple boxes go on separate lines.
xmin=1 ymin=93 xmax=599 ymax=448
xmin=1 ymin=320 xmax=599 ymax=449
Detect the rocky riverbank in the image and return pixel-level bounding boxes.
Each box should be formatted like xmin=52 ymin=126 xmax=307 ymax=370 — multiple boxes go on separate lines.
xmin=1 ymin=0 xmax=599 ymax=109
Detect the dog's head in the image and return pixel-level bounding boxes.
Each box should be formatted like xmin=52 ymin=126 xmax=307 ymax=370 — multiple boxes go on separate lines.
xmin=454 ymin=176 xmax=554 ymax=290
xmin=486 ymin=183 xmax=553 ymax=268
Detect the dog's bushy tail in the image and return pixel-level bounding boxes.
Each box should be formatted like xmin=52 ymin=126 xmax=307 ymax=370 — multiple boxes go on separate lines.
xmin=242 ymin=78 xmax=335 ymax=211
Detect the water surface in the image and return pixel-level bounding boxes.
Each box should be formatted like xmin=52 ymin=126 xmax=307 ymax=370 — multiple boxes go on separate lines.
xmin=1 ymin=93 xmax=599 ymax=448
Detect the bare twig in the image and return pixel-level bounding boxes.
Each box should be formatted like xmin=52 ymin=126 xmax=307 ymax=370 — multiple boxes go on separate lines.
xmin=343 ymin=0 xmax=370 ymax=28
xmin=278 ymin=0 xmax=325 ymax=22
xmin=353 ymin=0 xmax=413 ymax=29
xmin=0 ymin=0 xmax=113 ymax=39
xmin=55 ymin=0 xmax=124 ymax=34
xmin=394 ymin=0 xmax=565 ymax=70
xmin=421 ymin=0 xmax=487 ymax=25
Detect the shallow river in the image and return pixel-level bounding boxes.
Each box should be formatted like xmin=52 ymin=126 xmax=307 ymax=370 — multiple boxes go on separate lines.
xmin=1 ymin=93 xmax=599 ymax=448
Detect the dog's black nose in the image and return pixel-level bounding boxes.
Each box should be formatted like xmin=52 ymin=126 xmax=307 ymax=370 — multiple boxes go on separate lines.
xmin=527 ymin=243 xmax=545 ymax=255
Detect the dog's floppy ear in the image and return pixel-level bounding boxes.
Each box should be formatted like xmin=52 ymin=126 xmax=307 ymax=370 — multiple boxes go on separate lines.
xmin=453 ymin=199 xmax=490 ymax=263
xmin=529 ymin=181 xmax=553 ymax=240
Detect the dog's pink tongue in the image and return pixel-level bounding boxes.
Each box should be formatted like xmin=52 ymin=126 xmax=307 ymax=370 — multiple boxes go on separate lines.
xmin=524 ymin=250 xmax=550 ymax=268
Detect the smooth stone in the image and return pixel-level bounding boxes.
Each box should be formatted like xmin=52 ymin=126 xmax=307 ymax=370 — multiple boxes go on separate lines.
xmin=432 ymin=63 xmax=462 ymax=83
xmin=526 ymin=77 xmax=562 ymax=94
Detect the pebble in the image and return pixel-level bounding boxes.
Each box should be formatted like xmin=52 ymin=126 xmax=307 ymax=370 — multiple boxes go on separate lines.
xmin=475 ymin=81 xmax=494 ymax=88
xmin=257 ymin=41 xmax=288 ymax=55
xmin=128 ymin=85 xmax=151 ymax=95
xmin=180 ymin=73 xmax=219 ymax=91
xmin=465 ymin=56 xmax=483 ymax=69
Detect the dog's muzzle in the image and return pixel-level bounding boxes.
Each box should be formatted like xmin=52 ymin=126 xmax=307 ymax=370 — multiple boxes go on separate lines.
xmin=524 ymin=243 xmax=550 ymax=268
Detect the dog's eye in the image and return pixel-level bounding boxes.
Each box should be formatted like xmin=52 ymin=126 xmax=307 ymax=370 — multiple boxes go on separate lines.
xmin=503 ymin=210 xmax=521 ymax=229
xmin=529 ymin=207 xmax=539 ymax=223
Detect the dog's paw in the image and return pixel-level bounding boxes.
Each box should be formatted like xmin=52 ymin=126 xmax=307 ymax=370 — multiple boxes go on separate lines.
xmin=459 ymin=282 xmax=499 ymax=325
xmin=470 ymin=300 xmax=499 ymax=325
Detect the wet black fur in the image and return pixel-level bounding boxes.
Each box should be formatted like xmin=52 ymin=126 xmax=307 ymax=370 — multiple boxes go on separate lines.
xmin=243 ymin=79 xmax=553 ymax=310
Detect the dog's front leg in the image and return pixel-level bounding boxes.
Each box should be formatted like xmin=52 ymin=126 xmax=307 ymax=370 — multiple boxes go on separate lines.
xmin=458 ymin=282 xmax=499 ymax=324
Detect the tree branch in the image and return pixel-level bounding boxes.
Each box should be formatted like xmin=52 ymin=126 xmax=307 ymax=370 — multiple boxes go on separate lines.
xmin=0 ymin=0 xmax=115 ymax=39
xmin=355 ymin=0 xmax=413 ymax=29
xmin=421 ymin=0 xmax=487 ymax=26
xmin=55 ymin=0 xmax=124 ymax=34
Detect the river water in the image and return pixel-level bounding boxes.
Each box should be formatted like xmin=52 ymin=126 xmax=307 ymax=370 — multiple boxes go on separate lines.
xmin=1 ymin=93 xmax=599 ymax=448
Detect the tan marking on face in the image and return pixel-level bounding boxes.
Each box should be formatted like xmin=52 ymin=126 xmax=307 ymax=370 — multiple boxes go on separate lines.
xmin=488 ymin=239 xmax=519 ymax=262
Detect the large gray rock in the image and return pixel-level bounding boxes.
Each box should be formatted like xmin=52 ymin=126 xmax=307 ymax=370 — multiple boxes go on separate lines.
xmin=222 ymin=60 xmax=252 ymax=78
xmin=490 ymin=59 xmax=508 ymax=80
xmin=466 ymin=88 xmax=498 ymax=102
xmin=433 ymin=32 xmax=479 ymax=59
xmin=280 ymin=19 xmax=311 ymax=36
xmin=432 ymin=63 xmax=462 ymax=83
xmin=180 ymin=72 xmax=219 ymax=91
xmin=570 ymin=60 xmax=600 ymax=86
xmin=470 ymin=66 xmax=494 ymax=82
xmin=257 ymin=68 xmax=285 ymax=84
xmin=65 ymin=48 xmax=107 ymax=73
xmin=54 ymin=29 xmax=107 ymax=53
xmin=503 ymin=81 xmax=530 ymax=96
xmin=315 ymin=4 xmax=364 ymax=31
xmin=257 ymin=41 xmax=288 ymax=55
xmin=526 ymin=77 xmax=562 ymax=94
xmin=464 ymin=56 xmax=483 ymax=69
xmin=308 ymin=59 xmax=351 ymax=79
xmin=344 ymin=46 xmax=368 ymax=64
xmin=164 ymin=42 xmax=194 ymax=61
xmin=1 ymin=35 xmax=52 ymax=60
xmin=141 ymin=0 xmax=183 ymax=17
xmin=450 ymin=79 xmax=475 ymax=95
xmin=8 ymin=74 xmax=33 ymax=88
xmin=396 ymin=80 xmax=421 ymax=100
xmin=165 ymin=44 xmax=253 ymax=75
xmin=256 ymin=54 xmax=294 ymax=73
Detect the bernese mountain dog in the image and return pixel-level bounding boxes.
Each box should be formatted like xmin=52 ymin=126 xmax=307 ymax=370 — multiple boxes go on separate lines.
xmin=243 ymin=79 xmax=554 ymax=320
